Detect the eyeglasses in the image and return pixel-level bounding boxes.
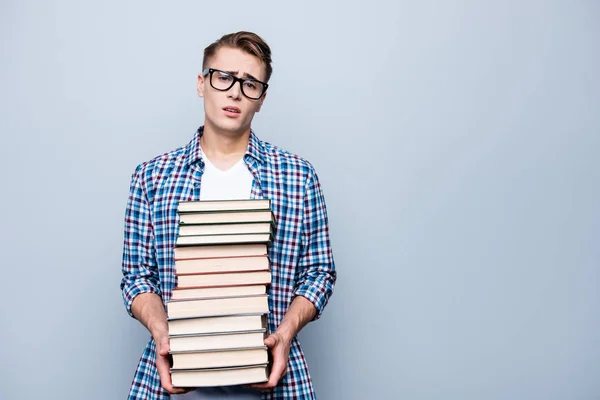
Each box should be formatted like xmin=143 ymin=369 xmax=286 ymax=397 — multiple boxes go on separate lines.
xmin=202 ymin=68 xmax=268 ymax=100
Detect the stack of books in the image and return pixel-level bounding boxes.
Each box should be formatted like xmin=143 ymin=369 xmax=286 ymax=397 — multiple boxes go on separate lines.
xmin=167 ymin=199 xmax=275 ymax=388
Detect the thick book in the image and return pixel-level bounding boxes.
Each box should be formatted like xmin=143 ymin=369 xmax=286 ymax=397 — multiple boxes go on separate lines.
xmin=169 ymin=330 xmax=267 ymax=352
xmin=177 ymin=199 xmax=271 ymax=213
xmin=171 ymin=346 xmax=269 ymax=369
xmin=168 ymin=314 xmax=268 ymax=336
xmin=171 ymin=364 xmax=269 ymax=387
xmin=178 ymin=222 xmax=273 ymax=237
xmin=174 ymin=244 xmax=267 ymax=260
xmin=176 ymin=233 xmax=271 ymax=247
xmin=176 ymin=271 xmax=272 ymax=289
xmin=179 ymin=210 xmax=275 ymax=225
xmin=170 ymin=284 xmax=267 ymax=301
xmin=167 ymin=294 xmax=269 ymax=319
xmin=175 ymin=255 xmax=269 ymax=275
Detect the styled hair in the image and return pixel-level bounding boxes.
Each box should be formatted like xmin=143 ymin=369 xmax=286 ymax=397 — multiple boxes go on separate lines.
xmin=203 ymin=31 xmax=273 ymax=82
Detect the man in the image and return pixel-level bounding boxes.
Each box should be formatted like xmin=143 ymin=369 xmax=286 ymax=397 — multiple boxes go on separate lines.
xmin=120 ymin=31 xmax=337 ymax=399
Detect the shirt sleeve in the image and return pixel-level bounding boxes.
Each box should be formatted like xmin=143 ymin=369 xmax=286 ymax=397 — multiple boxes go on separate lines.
xmin=293 ymin=167 xmax=337 ymax=320
xmin=120 ymin=164 xmax=162 ymax=318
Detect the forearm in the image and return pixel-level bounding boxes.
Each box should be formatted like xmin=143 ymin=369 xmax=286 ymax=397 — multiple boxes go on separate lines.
xmin=131 ymin=292 xmax=169 ymax=340
xmin=275 ymin=295 xmax=317 ymax=342
xmin=293 ymin=168 xmax=336 ymax=320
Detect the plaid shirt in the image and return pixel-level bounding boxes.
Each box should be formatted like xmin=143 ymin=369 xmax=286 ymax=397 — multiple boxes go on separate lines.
xmin=120 ymin=127 xmax=337 ymax=399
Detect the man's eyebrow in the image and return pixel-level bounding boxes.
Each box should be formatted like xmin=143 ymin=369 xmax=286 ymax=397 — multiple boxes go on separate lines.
xmin=243 ymin=72 xmax=259 ymax=81
xmin=224 ymin=70 xmax=260 ymax=81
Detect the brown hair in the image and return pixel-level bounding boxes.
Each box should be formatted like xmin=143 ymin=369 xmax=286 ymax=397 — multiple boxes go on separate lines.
xmin=203 ymin=31 xmax=273 ymax=82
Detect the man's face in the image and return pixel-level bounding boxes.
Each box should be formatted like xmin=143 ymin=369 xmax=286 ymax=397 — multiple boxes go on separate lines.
xmin=197 ymin=47 xmax=267 ymax=137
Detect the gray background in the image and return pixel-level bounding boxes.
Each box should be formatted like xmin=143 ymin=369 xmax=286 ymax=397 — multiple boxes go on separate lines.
xmin=1 ymin=1 xmax=598 ymax=399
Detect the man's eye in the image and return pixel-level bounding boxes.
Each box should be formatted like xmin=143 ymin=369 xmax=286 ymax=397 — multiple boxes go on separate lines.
xmin=244 ymin=82 xmax=257 ymax=90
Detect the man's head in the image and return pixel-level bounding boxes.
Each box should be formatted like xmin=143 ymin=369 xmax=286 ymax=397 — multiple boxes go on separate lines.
xmin=197 ymin=31 xmax=273 ymax=137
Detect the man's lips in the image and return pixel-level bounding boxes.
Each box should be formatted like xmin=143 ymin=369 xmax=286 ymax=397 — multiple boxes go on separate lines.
xmin=222 ymin=106 xmax=241 ymax=114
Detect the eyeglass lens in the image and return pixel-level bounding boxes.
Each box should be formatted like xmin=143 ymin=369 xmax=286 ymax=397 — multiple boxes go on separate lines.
xmin=211 ymin=70 xmax=265 ymax=99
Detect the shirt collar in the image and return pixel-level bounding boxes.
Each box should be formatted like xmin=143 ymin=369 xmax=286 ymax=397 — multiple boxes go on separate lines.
xmin=184 ymin=126 xmax=267 ymax=167
xmin=246 ymin=128 xmax=267 ymax=164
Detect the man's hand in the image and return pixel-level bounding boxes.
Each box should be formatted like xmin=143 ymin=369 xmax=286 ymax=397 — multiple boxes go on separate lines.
xmin=131 ymin=293 xmax=194 ymax=395
xmin=247 ymin=331 xmax=291 ymax=391
xmin=246 ymin=296 xmax=317 ymax=392
xmin=155 ymin=334 xmax=195 ymax=395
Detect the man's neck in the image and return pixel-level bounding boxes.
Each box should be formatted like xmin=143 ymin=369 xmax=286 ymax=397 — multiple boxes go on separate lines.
xmin=200 ymin=125 xmax=250 ymax=171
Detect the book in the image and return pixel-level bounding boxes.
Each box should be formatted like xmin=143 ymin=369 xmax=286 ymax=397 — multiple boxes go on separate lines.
xmin=175 ymin=255 xmax=269 ymax=275
xmin=179 ymin=210 xmax=275 ymax=225
xmin=168 ymin=199 xmax=274 ymax=387
xmin=178 ymin=222 xmax=273 ymax=237
xmin=176 ymin=233 xmax=271 ymax=247
xmin=169 ymin=330 xmax=267 ymax=352
xmin=171 ymin=347 xmax=269 ymax=369
xmin=174 ymin=244 xmax=267 ymax=260
xmin=177 ymin=199 xmax=271 ymax=213
xmin=176 ymin=271 xmax=272 ymax=289
xmin=167 ymin=294 xmax=269 ymax=319
xmin=168 ymin=314 xmax=268 ymax=336
xmin=171 ymin=364 xmax=269 ymax=387
xmin=170 ymin=285 xmax=267 ymax=301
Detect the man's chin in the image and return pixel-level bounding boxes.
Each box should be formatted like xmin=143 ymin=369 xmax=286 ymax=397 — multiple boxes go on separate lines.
xmin=210 ymin=120 xmax=251 ymax=137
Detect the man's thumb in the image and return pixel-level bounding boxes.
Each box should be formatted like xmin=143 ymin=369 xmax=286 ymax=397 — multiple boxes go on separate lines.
xmin=264 ymin=334 xmax=276 ymax=347
xmin=157 ymin=336 xmax=170 ymax=356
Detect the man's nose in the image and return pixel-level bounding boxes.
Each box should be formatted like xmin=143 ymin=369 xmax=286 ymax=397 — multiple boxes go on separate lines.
xmin=227 ymin=80 xmax=242 ymax=100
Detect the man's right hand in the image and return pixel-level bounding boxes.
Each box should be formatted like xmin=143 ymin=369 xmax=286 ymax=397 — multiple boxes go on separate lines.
xmin=131 ymin=293 xmax=195 ymax=395
xmin=155 ymin=334 xmax=195 ymax=395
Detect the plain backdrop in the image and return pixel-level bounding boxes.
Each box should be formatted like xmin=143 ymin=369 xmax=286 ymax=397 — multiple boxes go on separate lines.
xmin=1 ymin=1 xmax=599 ymax=399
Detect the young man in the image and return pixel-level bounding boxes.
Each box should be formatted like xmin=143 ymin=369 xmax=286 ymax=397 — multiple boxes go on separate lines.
xmin=120 ymin=31 xmax=337 ymax=399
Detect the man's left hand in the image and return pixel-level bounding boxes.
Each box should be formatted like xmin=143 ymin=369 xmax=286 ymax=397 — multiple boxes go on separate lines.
xmin=247 ymin=331 xmax=291 ymax=391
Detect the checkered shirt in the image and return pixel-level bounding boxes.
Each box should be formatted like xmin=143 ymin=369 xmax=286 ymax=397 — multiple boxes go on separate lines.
xmin=120 ymin=127 xmax=337 ymax=399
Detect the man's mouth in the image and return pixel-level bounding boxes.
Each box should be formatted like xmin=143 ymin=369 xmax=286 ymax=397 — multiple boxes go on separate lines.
xmin=223 ymin=106 xmax=241 ymax=114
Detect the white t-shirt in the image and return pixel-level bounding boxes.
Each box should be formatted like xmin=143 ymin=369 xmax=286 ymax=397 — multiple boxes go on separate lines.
xmin=199 ymin=153 xmax=254 ymax=201
xmin=173 ymin=150 xmax=262 ymax=400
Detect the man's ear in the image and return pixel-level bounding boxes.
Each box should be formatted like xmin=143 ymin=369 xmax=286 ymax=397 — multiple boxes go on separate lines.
xmin=197 ymin=73 xmax=205 ymax=98
xmin=256 ymin=92 xmax=267 ymax=112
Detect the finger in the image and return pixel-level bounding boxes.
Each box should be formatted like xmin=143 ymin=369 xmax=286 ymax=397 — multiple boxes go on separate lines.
xmin=271 ymin=343 xmax=287 ymax=378
xmin=264 ymin=334 xmax=277 ymax=348
xmin=249 ymin=352 xmax=287 ymax=391
xmin=246 ymin=383 xmax=274 ymax=392
xmin=156 ymin=353 xmax=187 ymax=394
xmin=253 ymin=338 xmax=288 ymax=390
xmin=251 ymin=357 xmax=286 ymax=390
xmin=157 ymin=337 xmax=170 ymax=357
xmin=244 ymin=383 xmax=271 ymax=392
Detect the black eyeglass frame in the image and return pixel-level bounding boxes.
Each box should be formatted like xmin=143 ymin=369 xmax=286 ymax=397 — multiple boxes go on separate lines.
xmin=202 ymin=68 xmax=269 ymax=100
